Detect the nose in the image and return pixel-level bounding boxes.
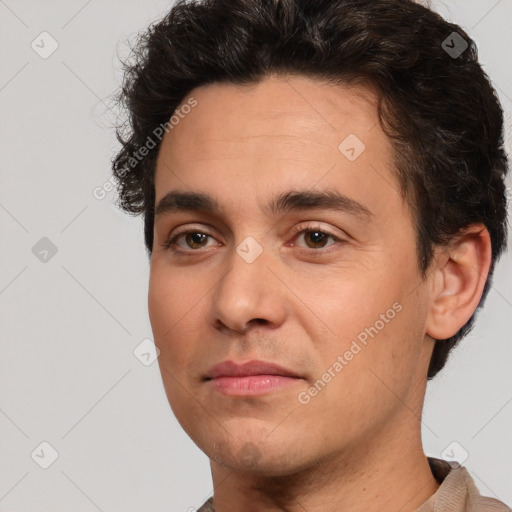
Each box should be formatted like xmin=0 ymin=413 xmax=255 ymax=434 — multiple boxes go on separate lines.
xmin=208 ymin=240 xmax=288 ymax=335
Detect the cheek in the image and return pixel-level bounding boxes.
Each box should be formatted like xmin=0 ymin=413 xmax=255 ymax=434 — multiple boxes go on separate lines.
xmin=296 ymin=261 xmax=424 ymax=394
xmin=297 ymin=270 xmax=401 ymax=351
xmin=148 ymin=271 xmax=200 ymax=419
xmin=148 ymin=265 xmax=196 ymax=331
xmin=324 ymin=287 xmax=427 ymax=410
xmin=148 ymin=269 xmax=195 ymax=367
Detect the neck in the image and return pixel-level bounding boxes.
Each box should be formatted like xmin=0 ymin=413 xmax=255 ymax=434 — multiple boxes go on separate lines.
xmin=208 ymin=414 xmax=439 ymax=512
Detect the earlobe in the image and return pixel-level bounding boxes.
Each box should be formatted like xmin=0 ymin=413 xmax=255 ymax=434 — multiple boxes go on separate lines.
xmin=425 ymin=225 xmax=492 ymax=340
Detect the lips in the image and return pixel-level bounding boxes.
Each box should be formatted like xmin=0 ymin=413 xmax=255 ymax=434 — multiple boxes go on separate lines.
xmin=205 ymin=359 xmax=301 ymax=380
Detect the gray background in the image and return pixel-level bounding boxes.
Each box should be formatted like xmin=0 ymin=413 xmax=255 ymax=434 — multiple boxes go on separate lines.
xmin=0 ymin=1 xmax=511 ymax=510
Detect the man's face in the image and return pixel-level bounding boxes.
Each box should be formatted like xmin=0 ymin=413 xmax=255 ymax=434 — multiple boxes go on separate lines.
xmin=148 ymin=76 xmax=435 ymax=474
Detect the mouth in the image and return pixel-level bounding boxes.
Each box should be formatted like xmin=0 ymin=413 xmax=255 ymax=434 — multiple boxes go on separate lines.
xmin=204 ymin=359 xmax=304 ymax=396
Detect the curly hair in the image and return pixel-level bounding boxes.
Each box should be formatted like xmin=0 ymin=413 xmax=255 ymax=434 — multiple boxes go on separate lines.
xmin=111 ymin=0 xmax=509 ymax=379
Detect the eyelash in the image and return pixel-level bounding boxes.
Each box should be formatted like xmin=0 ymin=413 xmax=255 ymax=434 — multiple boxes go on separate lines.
xmin=160 ymin=223 xmax=345 ymax=255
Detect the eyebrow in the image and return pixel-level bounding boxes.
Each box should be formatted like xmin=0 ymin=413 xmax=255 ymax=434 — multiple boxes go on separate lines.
xmin=154 ymin=189 xmax=373 ymax=221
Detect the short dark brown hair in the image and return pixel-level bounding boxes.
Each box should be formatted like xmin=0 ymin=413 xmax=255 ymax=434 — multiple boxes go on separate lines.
xmin=111 ymin=0 xmax=509 ymax=379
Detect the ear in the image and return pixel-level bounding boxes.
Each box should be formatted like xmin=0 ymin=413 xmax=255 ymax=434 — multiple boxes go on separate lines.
xmin=425 ymin=224 xmax=492 ymax=340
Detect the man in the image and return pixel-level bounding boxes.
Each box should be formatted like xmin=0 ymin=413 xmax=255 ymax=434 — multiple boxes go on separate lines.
xmin=111 ymin=0 xmax=510 ymax=510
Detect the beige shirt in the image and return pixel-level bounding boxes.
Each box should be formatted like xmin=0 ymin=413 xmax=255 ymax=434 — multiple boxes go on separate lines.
xmin=197 ymin=457 xmax=511 ymax=511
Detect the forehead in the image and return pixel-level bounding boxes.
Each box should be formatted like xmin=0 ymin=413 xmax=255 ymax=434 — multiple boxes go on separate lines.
xmin=154 ymin=75 xmax=396 ymax=213
xmin=159 ymin=76 xmax=381 ymax=153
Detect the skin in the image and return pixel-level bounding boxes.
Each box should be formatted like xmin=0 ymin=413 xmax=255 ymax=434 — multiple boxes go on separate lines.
xmin=148 ymin=75 xmax=492 ymax=511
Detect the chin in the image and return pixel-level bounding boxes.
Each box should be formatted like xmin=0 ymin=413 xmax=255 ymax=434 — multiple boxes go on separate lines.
xmin=199 ymin=432 xmax=317 ymax=477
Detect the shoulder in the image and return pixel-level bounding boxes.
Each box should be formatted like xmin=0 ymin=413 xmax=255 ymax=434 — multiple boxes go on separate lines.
xmin=426 ymin=457 xmax=511 ymax=512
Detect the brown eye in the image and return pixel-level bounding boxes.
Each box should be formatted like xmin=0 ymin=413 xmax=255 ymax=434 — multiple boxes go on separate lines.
xmin=291 ymin=226 xmax=340 ymax=250
xmin=183 ymin=232 xmax=209 ymax=249
xmin=303 ymin=230 xmax=331 ymax=249
xmin=162 ymin=230 xmax=216 ymax=251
